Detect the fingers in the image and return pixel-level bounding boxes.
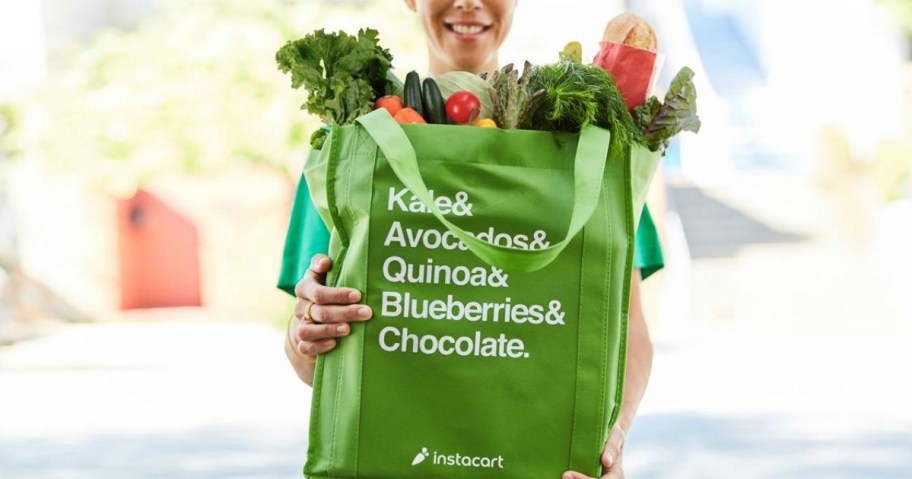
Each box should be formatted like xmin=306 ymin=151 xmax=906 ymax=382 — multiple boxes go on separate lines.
xmin=560 ymin=460 xmax=624 ymax=479
xmin=296 ymin=338 xmax=338 ymax=356
xmin=603 ymin=455 xmax=624 ymax=479
xmin=311 ymin=303 xmax=373 ymax=323
xmin=289 ymin=254 xmax=374 ymax=359
xmin=293 ymin=313 xmax=352 ymax=356
xmin=295 ymin=307 xmax=367 ymax=353
xmin=602 ymin=424 xmax=626 ymax=469
xmin=294 ymin=255 xmax=362 ymax=305
xmin=294 ymin=299 xmax=372 ymax=324
xmin=562 ymin=427 xmax=626 ymax=479
xmin=291 ymin=320 xmax=351 ymax=358
xmin=304 ymin=282 xmax=363 ymax=305
xmin=309 ymin=254 xmax=331 ymax=276
xmin=562 ymin=472 xmax=593 ymax=479
xmin=294 ymin=279 xmax=362 ymax=306
xmin=296 ymin=322 xmax=352 ymax=342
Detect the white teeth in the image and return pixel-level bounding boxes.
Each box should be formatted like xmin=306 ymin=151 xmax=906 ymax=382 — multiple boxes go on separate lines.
xmin=452 ymin=24 xmax=484 ymax=35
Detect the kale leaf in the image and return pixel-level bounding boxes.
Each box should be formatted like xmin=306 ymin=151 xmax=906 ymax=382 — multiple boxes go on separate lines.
xmin=276 ymin=28 xmax=394 ymax=147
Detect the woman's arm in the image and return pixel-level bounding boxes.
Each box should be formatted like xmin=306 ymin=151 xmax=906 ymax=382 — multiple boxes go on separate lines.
xmin=564 ymin=270 xmax=654 ymax=479
xmin=285 ymin=314 xmax=318 ymax=385
xmin=617 ymin=269 xmax=654 ymax=435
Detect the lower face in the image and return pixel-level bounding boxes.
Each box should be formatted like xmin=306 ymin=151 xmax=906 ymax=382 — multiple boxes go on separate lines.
xmin=416 ymin=0 xmax=515 ymax=72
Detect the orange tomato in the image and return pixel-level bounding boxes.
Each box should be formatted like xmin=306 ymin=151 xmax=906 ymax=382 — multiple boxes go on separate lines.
xmin=375 ymin=95 xmax=404 ymax=116
xmin=394 ymin=107 xmax=426 ymax=124
xmin=474 ymin=118 xmax=497 ymax=128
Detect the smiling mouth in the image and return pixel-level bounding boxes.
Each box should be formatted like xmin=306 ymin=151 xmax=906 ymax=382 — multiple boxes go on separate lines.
xmin=445 ymin=23 xmax=492 ymax=35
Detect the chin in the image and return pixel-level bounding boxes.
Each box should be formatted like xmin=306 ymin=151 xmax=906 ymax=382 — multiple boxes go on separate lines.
xmin=448 ymin=48 xmax=491 ymax=72
xmin=453 ymin=57 xmax=485 ymax=71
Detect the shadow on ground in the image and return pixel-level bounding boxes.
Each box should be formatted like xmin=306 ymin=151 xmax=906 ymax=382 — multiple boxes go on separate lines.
xmin=0 ymin=427 xmax=307 ymax=479
xmin=4 ymin=414 xmax=910 ymax=479
xmin=626 ymin=413 xmax=912 ymax=479
xmin=670 ymin=185 xmax=808 ymax=259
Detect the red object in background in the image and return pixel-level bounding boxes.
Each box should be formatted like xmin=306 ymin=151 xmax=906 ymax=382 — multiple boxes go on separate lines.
xmin=117 ymin=189 xmax=201 ymax=309
xmin=592 ymin=41 xmax=657 ymax=110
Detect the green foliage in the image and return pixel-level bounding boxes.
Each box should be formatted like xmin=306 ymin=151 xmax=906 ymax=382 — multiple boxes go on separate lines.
xmin=877 ymin=0 xmax=912 ymax=36
xmin=524 ymin=60 xmax=641 ymax=161
xmin=559 ymin=42 xmax=583 ymax=64
xmin=13 ymin=1 xmax=325 ymax=193
xmin=275 ymin=28 xmax=395 ymax=130
xmin=632 ymin=67 xmax=701 ymax=154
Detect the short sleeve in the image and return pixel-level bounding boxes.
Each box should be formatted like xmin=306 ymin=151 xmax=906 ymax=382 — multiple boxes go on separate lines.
xmin=633 ymin=204 xmax=664 ymax=280
xmin=277 ymin=174 xmax=331 ymax=296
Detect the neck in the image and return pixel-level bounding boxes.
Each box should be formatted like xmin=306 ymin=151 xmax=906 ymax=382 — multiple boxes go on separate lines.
xmin=427 ymin=52 xmax=499 ymax=77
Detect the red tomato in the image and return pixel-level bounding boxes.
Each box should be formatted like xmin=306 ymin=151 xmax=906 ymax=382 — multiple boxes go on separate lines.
xmin=445 ymin=91 xmax=481 ymax=125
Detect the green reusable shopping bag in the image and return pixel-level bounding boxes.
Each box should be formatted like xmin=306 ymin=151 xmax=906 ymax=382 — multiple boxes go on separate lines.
xmin=302 ymin=108 xmax=661 ymax=479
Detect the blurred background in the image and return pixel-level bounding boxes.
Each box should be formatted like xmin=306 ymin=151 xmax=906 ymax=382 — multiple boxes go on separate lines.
xmin=1 ymin=0 xmax=910 ymax=477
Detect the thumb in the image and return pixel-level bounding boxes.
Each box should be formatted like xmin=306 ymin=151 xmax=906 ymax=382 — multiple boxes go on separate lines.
xmin=310 ymin=254 xmax=331 ymax=274
xmin=602 ymin=424 xmax=626 ymax=468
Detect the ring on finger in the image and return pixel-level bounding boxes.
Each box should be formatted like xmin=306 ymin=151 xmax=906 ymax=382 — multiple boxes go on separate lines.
xmin=303 ymin=301 xmax=316 ymax=324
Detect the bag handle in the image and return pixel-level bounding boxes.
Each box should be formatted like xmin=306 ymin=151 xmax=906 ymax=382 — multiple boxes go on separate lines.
xmin=356 ymin=109 xmax=611 ymax=273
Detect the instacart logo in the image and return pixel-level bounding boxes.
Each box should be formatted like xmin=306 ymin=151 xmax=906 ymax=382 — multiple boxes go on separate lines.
xmin=411 ymin=447 xmax=430 ymax=466
xmin=411 ymin=446 xmax=504 ymax=469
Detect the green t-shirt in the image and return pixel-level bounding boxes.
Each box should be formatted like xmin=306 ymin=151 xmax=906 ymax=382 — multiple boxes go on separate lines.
xmin=278 ymin=174 xmax=664 ymax=295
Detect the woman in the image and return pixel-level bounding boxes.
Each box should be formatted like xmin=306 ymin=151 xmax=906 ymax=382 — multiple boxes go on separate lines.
xmin=280 ymin=1 xmax=663 ymax=478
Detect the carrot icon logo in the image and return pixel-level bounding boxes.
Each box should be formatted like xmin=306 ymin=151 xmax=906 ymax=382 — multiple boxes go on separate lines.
xmin=411 ymin=447 xmax=430 ymax=466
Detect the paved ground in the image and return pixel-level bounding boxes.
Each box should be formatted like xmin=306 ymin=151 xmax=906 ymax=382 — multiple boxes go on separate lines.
xmin=2 ymin=171 xmax=911 ymax=478
xmin=0 ymin=320 xmax=310 ymax=479
xmin=2 ymin=320 xmax=910 ymax=478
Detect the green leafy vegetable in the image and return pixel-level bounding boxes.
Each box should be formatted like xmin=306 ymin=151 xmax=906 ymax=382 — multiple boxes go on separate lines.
xmin=632 ymin=67 xmax=701 ymax=154
xmin=275 ymin=28 xmax=394 ymax=147
xmin=559 ymin=41 xmax=583 ymax=64
xmin=386 ymin=70 xmax=404 ymax=98
xmin=520 ymin=60 xmax=644 ymax=164
xmin=524 ymin=60 xmax=641 ymax=160
xmin=310 ymin=127 xmax=329 ymax=151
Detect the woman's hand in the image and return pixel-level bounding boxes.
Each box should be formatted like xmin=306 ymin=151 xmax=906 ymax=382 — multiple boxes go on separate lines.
xmin=562 ymin=423 xmax=627 ymax=479
xmin=285 ymin=254 xmax=373 ymax=385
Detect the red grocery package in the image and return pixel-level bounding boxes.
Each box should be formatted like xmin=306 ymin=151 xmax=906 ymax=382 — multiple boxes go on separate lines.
xmin=592 ymin=41 xmax=657 ymax=110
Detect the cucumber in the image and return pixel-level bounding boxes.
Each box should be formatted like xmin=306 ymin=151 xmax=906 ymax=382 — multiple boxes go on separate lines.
xmin=421 ymin=78 xmax=447 ymax=124
xmin=403 ymin=71 xmax=425 ymax=119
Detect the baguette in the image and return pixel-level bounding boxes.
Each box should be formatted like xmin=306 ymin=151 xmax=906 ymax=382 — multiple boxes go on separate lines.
xmin=602 ymin=13 xmax=658 ymax=52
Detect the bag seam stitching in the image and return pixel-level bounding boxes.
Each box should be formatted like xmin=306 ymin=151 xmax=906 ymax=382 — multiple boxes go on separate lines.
xmin=598 ymin=153 xmax=611 ymax=468
xmin=327 ymin=127 xmax=347 ymax=473
xmin=350 ymin=135 xmax=374 ymax=477
xmin=332 ymin=127 xmax=361 ymax=474
xmin=608 ymin=143 xmax=635 ymax=439
xmin=568 ymin=217 xmax=585 ymax=469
